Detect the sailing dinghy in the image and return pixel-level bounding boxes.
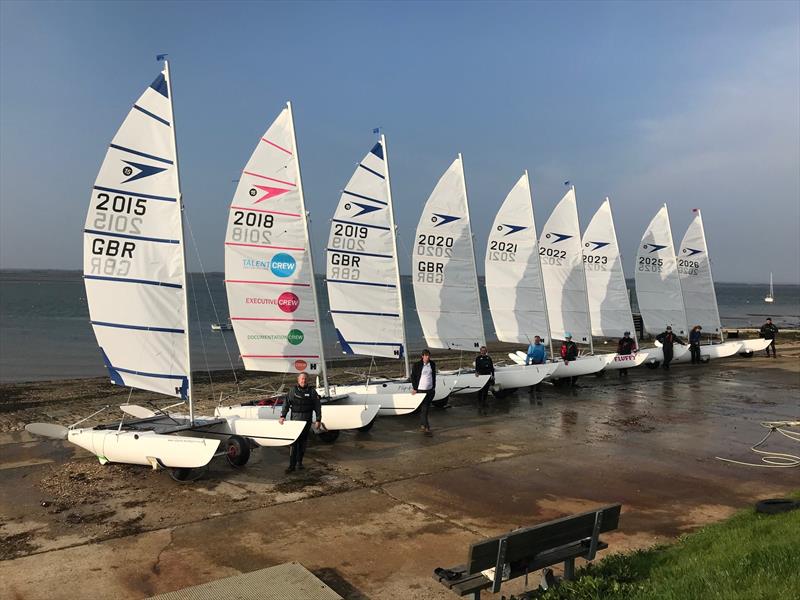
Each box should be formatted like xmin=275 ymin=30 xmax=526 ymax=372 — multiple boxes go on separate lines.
xmin=634 ymin=205 xmax=691 ymax=366
xmin=534 ymin=187 xmax=607 ymax=378
xmin=764 ymin=273 xmax=775 ymax=303
xmin=26 ymin=61 xmax=305 ymax=479
xmin=411 ymin=156 xmax=492 ymax=397
xmin=484 ymin=172 xmax=559 ymax=393
xmin=216 ymin=105 xmax=380 ymax=434
xmin=581 ymin=198 xmax=647 ymax=371
xmin=672 ymin=209 xmax=743 ymax=361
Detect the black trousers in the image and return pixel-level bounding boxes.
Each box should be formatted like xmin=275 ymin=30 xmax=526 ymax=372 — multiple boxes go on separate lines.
xmin=289 ymin=420 xmax=312 ymax=467
xmin=662 ymin=347 xmax=674 ymax=368
xmin=766 ymin=339 xmax=776 ymax=356
xmin=419 ymin=389 xmax=435 ymax=429
xmin=690 ymin=344 xmax=701 ymax=364
xmin=477 ymin=377 xmax=492 ymax=406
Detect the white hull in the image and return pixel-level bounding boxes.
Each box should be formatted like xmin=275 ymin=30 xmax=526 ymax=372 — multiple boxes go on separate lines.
xmin=600 ymin=352 xmax=648 ymax=370
xmin=332 ymin=390 xmax=422 ymax=416
xmin=67 ymin=428 xmax=220 ymax=468
xmin=639 ymin=345 xmax=691 ymax=365
xmin=738 ymin=338 xmax=772 ymax=354
xmin=668 ymin=341 xmax=743 ymax=364
xmin=549 ymin=355 xmax=608 ymax=378
xmin=215 ymin=403 xmax=380 ymax=431
xmin=333 ymin=376 xmax=455 ymax=403
xmin=492 ymin=363 xmax=558 ymax=390
xmin=439 ymin=372 xmax=492 ymax=395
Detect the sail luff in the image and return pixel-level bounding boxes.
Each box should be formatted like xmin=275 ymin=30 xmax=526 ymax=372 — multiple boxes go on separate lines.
xmin=459 ymin=154 xmax=486 ymax=347
xmin=696 ymin=210 xmax=722 ymax=339
xmin=573 ymin=186 xmax=594 ymax=354
xmin=664 ymin=205 xmax=690 ymax=334
xmin=528 ymin=171 xmax=555 ymax=358
xmin=287 ymin=102 xmax=329 ymax=394
xmin=163 ymin=59 xmax=194 ymax=422
xmin=382 ymin=134 xmax=410 ymax=378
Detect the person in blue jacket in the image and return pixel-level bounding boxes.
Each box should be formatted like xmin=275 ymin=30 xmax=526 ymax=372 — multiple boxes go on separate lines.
xmin=526 ymin=336 xmax=547 ymax=365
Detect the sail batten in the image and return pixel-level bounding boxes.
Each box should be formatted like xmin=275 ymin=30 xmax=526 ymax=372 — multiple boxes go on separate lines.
xmin=634 ymin=205 xmax=688 ymax=336
xmin=538 ymin=188 xmax=592 ymax=344
xmin=582 ymin=198 xmax=636 ymax=338
xmin=485 ymin=172 xmax=549 ymax=343
xmin=83 ymin=65 xmax=189 ymax=400
xmin=224 ymin=106 xmax=323 ymax=375
xmin=412 ymin=156 xmax=485 ymax=351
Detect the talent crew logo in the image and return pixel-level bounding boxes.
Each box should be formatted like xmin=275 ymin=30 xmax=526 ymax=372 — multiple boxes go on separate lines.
xmin=244 ymin=292 xmax=300 ymax=312
xmin=270 ymin=253 xmax=296 ymax=277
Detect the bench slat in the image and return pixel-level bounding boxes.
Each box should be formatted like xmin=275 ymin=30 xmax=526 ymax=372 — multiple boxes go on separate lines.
xmin=467 ymin=504 xmax=621 ymax=574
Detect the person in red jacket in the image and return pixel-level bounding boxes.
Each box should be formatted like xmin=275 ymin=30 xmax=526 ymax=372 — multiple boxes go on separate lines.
xmin=560 ymin=333 xmax=580 ymax=386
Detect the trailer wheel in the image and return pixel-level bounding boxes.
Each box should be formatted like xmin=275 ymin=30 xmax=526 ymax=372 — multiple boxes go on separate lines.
xmin=739 ymin=351 xmax=754 ymax=358
xmin=169 ymin=467 xmax=205 ymax=483
xmin=318 ymin=430 xmax=340 ymax=443
xmin=357 ymin=420 xmax=375 ymax=433
xmin=645 ymin=361 xmax=660 ymax=369
xmin=225 ymin=435 xmax=251 ymax=468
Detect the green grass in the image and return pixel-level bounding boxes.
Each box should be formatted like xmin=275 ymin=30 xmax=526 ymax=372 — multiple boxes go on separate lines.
xmin=535 ymin=493 xmax=800 ymax=600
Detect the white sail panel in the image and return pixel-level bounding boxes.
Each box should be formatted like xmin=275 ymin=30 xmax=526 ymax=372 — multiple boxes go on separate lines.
xmin=326 ymin=141 xmax=404 ymax=359
xmin=412 ymin=157 xmax=485 ymax=351
xmin=83 ymin=70 xmax=188 ymax=399
xmin=224 ymin=108 xmax=322 ymax=375
xmin=678 ymin=210 xmax=721 ymax=333
xmin=485 ymin=173 xmax=549 ymax=343
xmin=634 ymin=205 xmax=688 ymax=335
xmin=538 ymin=188 xmax=591 ymax=343
xmin=582 ymin=198 xmax=636 ymax=338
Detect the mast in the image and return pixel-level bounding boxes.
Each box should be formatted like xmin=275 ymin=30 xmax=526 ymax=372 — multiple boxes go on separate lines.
xmin=163 ymin=59 xmax=194 ymax=424
xmin=382 ymin=134 xmax=410 ymax=379
xmin=695 ymin=209 xmax=723 ymax=342
xmin=287 ymin=102 xmax=329 ymax=394
xmin=573 ymin=185 xmax=594 ymax=354
xmin=607 ymin=197 xmax=638 ymax=349
xmin=664 ymin=204 xmax=689 ymax=336
xmin=459 ymin=153 xmax=486 ymax=347
xmin=527 ymin=171 xmax=555 ymax=361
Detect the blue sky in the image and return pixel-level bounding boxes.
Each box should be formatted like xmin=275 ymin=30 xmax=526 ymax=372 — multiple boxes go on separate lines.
xmin=1 ymin=0 xmax=798 ymax=283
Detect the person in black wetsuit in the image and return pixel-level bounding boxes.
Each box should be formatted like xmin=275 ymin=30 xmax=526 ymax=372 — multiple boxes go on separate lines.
xmin=279 ymin=372 xmax=323 ymax=473
xmin=617 ymin=331 xmax=637 ymax=377
xmin=688 ymin=325 xmax=703 ymax=364
xmin=474 ymin=346 xmax=495 ymax=412
xmin=760 ymin=318 xmax=779 ymax=358
xmin=411 ymin=350 xmax=436 ymax=436
xmin=656 ymin=326 xmax=686 ymax=370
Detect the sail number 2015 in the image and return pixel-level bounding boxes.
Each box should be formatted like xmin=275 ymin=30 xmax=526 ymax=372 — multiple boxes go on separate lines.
xmin=93 ymin=193 xmax=146 ymax=235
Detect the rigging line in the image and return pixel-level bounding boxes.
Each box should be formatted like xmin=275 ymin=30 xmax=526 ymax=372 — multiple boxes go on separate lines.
xmin=185 ymin=213 xmax=240 ymax=389
xmin=189 ymin=266 xmax=215 ymax=401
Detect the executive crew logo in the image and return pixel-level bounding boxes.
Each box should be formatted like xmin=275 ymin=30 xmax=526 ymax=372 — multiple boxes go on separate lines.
xmin=278 ymin=292 xmax=300 ymax=313
xmin=270 ymin=253 xmax=296 ymax=277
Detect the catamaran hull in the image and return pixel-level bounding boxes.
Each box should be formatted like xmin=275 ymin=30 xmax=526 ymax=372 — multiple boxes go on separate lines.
xmin=439 ymin=372 xmax=492 ymax=395
xmin=215 ymin=404 xmax=380 ymax=431
xmin=329 ymin=388 xmax=423 ymax=416
xmin=667 ymin=341 xmax=743 ymax=364
xmin=600 ymin=353 xmax=648 ymax=370
xmin=200 ymin=416 xmax=306 ymax=447
xmin=549 ymin=355 xmax=608 ymax=379
xmin=639 ymin=345 xmax=691 ymax=365
xmin=331 ymin=378 xmax=454 ymax=403
xmin=738 ymin=338 xmax=772 ymax=355
xmin=492 ymin=363 xmax=559 ymax=390
xmin=67 ymin=428 xmax=220 ymax=468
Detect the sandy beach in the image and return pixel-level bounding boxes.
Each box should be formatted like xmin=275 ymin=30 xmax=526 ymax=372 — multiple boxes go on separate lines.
xmin=1 ymin=338 xmax=798 ymax=599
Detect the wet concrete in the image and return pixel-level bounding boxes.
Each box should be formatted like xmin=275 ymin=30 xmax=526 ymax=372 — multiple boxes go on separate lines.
xmin=1 ymin=349 xmax=798 ymax=599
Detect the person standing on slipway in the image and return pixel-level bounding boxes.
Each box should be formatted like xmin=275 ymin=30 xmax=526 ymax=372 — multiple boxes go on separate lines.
xmin=411 ymin=350 xmax=436 ymax=436
xmin=279 ymin=372 xmax=323 ymax=474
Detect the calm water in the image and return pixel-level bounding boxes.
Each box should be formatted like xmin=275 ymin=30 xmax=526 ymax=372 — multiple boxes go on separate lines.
xmin=1 ymin=270 xmax=798 ymax=382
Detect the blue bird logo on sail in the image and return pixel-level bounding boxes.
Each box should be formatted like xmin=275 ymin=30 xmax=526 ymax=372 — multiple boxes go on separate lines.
xmin=545 ymin=232 xmax=572 ymax=243
xmin=682 ymin=247 xmax=703 ymax=257
xmin=499 ymin=224 xmax=527 ymax=236
xmin=431 ymin=213 xmax=460 ymax=227
xmin=585 ymin=241 xmax=610 ymax=251
xmin=643 ymin=243 xmax=667 ymax=253
xmin=121 ymin=160 xmax=168 ymax=184
xmin=346 ymin=201 xmax=382 ymax=218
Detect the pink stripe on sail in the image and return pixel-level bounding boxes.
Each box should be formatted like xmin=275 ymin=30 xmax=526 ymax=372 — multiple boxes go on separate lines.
xmin=230 ymin=205 xmax=301 ymax=217
xmin=242 ymin=171 xmax=296 ymax=187
xmin=231 ymin=317 xmax=315 ymax=322
xmin=225 ymin=242 xmax=304 ymax=251
xmin=225 ymin=280 xmax=311 ymax=287
xmin=260 ymin=138 xmax=293 ymax=155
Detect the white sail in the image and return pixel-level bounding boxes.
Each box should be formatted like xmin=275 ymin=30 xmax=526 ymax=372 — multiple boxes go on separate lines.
xmin=538 ymin=188 xmax=591 ymax=343
xmin=83 ymin=67 xmax=190 ymax=399
xmin=224 ymin=106 xmax=323 ymax=375
xmin=326 ymin=138 xmax=406 ymax=361
xmin=634 ymin=205 xmax=688 ymax=335
xmin=582 ymin=198 xmax=636 ymax=338
xmin=678 ymin=209 xmax=721 ymax=334
xmin=485 ymin=172 xmax=549 ymax=343
xmin=412 ymin=156 xmax=485 ymax=350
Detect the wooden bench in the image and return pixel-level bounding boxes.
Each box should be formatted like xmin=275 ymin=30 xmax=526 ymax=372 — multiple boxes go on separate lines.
xmin=433 ymin=504 xmax=621 ymax=599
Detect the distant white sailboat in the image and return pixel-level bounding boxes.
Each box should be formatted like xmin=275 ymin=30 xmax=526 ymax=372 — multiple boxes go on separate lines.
xmin=27 ymin=61 xmax=304 ymax=480
xmin=765 ymin=273 xmax=775 ymax=303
